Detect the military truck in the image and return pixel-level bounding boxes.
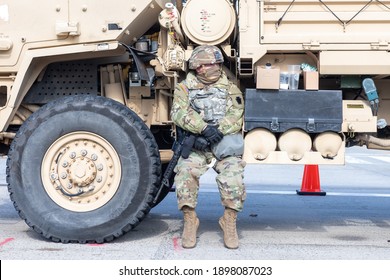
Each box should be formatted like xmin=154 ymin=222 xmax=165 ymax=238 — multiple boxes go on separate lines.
xmin=1 ymin=0 xmax=389 ymax=243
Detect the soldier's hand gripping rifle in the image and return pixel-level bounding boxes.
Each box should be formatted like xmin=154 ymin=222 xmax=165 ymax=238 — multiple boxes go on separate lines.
xmin=153 ymin=132 xmax=196 ymax=204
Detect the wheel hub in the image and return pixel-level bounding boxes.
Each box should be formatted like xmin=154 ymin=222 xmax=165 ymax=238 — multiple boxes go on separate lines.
xmin=42 ymin=132 xmax=121 ymax=212
xmin=69 ymin=157 xmax=97 ymax=186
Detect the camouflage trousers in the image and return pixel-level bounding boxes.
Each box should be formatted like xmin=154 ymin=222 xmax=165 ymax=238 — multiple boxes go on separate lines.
xmin=174 ymin=150 xmax=246 ymax=212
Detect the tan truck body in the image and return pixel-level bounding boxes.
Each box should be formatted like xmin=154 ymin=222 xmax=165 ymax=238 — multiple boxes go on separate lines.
xmin=1 ymin=0 xmax=390 ymax=242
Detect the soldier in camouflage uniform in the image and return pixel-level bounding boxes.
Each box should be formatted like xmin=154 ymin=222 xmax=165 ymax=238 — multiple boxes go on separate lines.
xmin=171 ymin=45 xmax=246 ymax=249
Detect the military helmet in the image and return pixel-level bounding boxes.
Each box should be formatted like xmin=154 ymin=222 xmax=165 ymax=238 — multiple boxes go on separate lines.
xmin=188 ymin=45 xmax=224 ymax=69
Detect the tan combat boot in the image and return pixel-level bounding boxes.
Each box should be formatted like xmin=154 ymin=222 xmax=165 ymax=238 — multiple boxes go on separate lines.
xmin=181 ymin=206 xmax=200 ymax=248
xmin=219 ymin=208 xmax=239 ymax=249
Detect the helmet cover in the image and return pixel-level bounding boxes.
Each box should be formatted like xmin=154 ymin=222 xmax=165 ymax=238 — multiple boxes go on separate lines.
xmin=188 ymin=45 xmax=224 ymax=69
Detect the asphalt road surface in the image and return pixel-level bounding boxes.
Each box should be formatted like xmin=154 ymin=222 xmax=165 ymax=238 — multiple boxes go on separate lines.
xmin=1 ymin=146 xmax=390 ymax=260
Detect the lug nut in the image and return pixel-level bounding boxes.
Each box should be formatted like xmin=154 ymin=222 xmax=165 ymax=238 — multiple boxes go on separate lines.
xmin=62 ymin=161 xmax=69 ymax=167
xmin=81 ymin=150 xmax=88 ymax=156
xmin=91 ymin=154 xmax=98 ymax=161
xmin=70 ymin=152 xmax=76 ymax=159
xmin=61 ymin=172 xmax=67 ymax=179
xmin=50 ymin=173 xmax=58 ymax=180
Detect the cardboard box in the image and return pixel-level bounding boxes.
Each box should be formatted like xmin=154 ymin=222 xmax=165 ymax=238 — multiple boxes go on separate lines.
xmin=256 ymin=66 xmax=280 ymax=89
xmin=303 ymin=71 xmax=319 ymax=90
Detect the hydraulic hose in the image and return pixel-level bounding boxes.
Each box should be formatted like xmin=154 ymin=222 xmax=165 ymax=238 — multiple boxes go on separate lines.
xmin=357 ymin=134 xmax=390 ymax=147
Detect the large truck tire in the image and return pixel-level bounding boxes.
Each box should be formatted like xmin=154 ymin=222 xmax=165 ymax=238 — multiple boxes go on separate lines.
xmin=6 ymin=96 xmax=161 ymax=243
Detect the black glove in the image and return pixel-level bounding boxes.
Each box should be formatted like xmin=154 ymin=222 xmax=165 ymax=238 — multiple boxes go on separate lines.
xmin=201 ymin=125 xmax=223 ymax=144
xmin=193 ymin=136 xmax=209 ymax=151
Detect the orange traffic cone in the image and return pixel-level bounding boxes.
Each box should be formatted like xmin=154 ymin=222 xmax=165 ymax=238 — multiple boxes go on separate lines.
xmin=296 ymin=164 xmax=326 ymax=196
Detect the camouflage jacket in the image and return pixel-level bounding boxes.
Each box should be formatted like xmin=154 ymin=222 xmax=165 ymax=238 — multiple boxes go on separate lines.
xmin=171 ymin=71 xmax=244 ymax=135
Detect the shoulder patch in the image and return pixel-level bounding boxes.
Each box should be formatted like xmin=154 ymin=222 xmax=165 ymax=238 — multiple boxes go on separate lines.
xmin=231 ymin=94 xmax=244 ymax=109
xmin=178 ymin=83 xmax=189 ymax=94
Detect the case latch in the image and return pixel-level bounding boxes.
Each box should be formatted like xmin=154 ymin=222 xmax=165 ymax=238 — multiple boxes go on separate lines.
xmin=307 ymin=118 xmax=316 ymax=132
xmin=271 ymin=117 xmax=279 ymax=131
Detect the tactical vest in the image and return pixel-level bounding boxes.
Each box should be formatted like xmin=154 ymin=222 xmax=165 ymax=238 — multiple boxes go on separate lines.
xmin=188 ymin=87 xmax=228 ymax=124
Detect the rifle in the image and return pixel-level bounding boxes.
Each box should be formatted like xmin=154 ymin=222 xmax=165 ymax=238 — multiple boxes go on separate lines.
xmin=153 ymin=132 xmax=196 ymax=204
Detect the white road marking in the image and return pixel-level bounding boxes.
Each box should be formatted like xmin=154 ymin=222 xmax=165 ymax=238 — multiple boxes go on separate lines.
xmin=199 ymin=188 xmax=390 ymax=197
xmin=371 ymin=156 xmax=390 ymax=163
xmin=345 ymin=156 xmax=372 ymax=164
